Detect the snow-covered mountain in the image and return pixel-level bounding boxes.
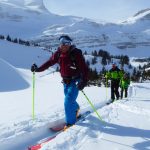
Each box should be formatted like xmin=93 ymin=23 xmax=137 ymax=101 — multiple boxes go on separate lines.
xmin=0 ymin=0 xmax=48 ymax=13
xmin=0 ymin=0 xmax=149 ymax=56
xmin=0 ymin=0 xmax=47 ymax=38
xmin=0 ymin=0 xmax=80 ymax=38
xmin=0 ymin=1 xmax=150 ymax=150
xmin=124 ymin=8 xmax=150 ymax=23
xmin=34 ymin=7 xmax=150 ymax=55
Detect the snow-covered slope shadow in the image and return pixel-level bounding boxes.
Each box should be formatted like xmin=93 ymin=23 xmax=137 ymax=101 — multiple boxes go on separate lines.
xmin=0 ymin=58 xmax=29 ymax=92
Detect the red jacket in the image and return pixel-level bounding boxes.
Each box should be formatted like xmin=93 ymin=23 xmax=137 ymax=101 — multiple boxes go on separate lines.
xmin=37 ymin=46 xmax=88 ymax=82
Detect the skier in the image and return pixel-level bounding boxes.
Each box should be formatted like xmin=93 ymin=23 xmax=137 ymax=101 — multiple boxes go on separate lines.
xmin=119 ymin=66 xmax=125 ymax=78
xmin=120 ymin=73 xmax=130 ymax=99
xmin=106 ymin=63 xmax=121 ymax=102
xmin=31 ymin=35 xmax=88 ymax=129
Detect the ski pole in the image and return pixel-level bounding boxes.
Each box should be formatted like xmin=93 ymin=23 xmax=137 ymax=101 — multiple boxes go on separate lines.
xmin=106 ymin=78 xmax=108 ymax=100
xmin=81 ymin=90 xmax=104 ymax=122
xmin=32 ymin=72 xmax=35 ymax=120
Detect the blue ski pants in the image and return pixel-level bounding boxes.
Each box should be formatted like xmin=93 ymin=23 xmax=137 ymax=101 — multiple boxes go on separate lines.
xmin=63 ymin=79 xmax=79 ymax=125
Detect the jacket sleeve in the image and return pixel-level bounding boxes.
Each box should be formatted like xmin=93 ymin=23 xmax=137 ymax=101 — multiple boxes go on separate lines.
xmin=105 ymin=71 xmax=111 ymax=79
xmin=75 ymin=50 xmax=89 ymax=82
xmin=37 ymin=50 xmax=60 ymax=72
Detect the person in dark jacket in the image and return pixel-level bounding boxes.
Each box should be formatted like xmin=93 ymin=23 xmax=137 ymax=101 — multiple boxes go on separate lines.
xmin=106 ymin=63 xmax=121 ymax=102
xmin=31 ymin=35 xmax=88 ymax=129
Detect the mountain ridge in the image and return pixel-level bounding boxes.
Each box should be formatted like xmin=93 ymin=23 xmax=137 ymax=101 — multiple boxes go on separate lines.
xmin=0 ymin=0 xmax=149 ymax=56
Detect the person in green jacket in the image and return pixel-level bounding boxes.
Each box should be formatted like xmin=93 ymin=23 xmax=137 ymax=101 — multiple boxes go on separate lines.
xmin=106 ymin=63 xmax=122 ymax=102
xmin=120 ymin=73 xmax=130 ymax=99
xmin=119 ymin=66 xmax=125 ymax=78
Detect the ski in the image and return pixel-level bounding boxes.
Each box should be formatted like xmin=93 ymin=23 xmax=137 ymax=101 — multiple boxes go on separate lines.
xmin=106 ymin=100 xmax=113 ymax=105
xmin=28 ymin=111 xmax=91 ymax=150
xmin=28 ymin=136 xmax=56 ymax=150
xmin=106 ymin=98 xmax=123 ymax=105
xmin=106 ymin=99 xmax=118 ymax=105
xmin=50 ymin=111 xmax=90 ymax=132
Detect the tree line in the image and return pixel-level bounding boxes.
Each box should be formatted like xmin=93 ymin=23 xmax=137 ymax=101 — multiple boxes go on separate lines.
xmin=84 ymin=49 xmax=149 ymax=86
xmin=1 ymin=34 xmax=149 ymax=85
xmin=0 ymin=34 xmax=40 ymax=47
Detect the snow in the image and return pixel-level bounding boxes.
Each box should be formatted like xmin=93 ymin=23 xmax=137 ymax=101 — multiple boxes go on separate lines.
xmin=0 ymin=58 xmax=29 ymax=92
xmin=0 ymin=64 xmax=150 ymax=150
xmin=0 ymin=62 xmax=108 ymax=150
xmin=0 ymin=40 xmax=150 ymax=150
xmin=0 ymin=40 xmax=50 ymax=69
xmin=0 ymin=1 xmax=150 ymax=150
xmin=40 ymin=84 xmax=150 ymax=150
xmin=125 ymin=9 xmax=150 ymax=24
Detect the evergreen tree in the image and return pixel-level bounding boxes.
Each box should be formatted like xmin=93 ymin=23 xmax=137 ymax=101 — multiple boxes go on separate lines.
xmin=101 ymin=57 xmax=107 ymax=66
xmin=91 ymin=56 xmax=97 ymax=65
xmin=0 ymin=35 xmax=5 ymax=39
xmin=128 ymin=64 xmax=132 ymax=69
xmin=6 ymin=35 xmax=11 ymax=42
xmin=101 ymin=66 xmax=106 ymax=74
xmin=25 ymin=41 xmax=30 ymax=46
xmin=86 ymin=60 xmax=90 ymax=67
xmin=13 ymin=38 xmax=18 ymax=43
xmin=19 ymin=38 xmax=23 ymax=44
xmin=84 ymin=51 xmax=87 ymax=55
xmin=93 ymin=50 xmax=98 ymax=56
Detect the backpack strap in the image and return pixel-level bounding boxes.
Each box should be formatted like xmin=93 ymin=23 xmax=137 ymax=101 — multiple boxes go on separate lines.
xmin=69 ymin=46 xmax=82 ymax=70
xmin=57 ymin=46 xmax=82 ymax=71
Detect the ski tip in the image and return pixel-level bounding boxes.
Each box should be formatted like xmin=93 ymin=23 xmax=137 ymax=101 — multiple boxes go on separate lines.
xmin=28 ymin=136 xmax=56 ymax=150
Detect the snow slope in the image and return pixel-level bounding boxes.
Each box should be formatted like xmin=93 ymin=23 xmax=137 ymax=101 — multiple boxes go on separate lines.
xmin=0 ymin=38 xmax=149 ymax=150
xmin=0 ymin=63 xmax=150 ymax=150
xmin=0 ymin=63 xmax=109 ymax=150
xmin=0 ymin=58 xmax=29 ymax=92
xmin=0 ymin=40 xmax=50 ymax=69
xmin=40 ymin=83 xmax=150 ymax=150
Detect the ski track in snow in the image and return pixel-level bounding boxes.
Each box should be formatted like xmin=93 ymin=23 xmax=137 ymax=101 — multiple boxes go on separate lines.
xmin=41 ymin=84 xmax=144 ymax=150
xmin=1 ymin=79 xmax=150 ymax=150
xmin=114 ymin=102 xmax=150 ymax=117
xmin=2 ymin=85 xmax=134 ymax=150
xmin=41 ymin=113 xmax=104 ymax=150
xmin=0 ymin=96 xmax=106 ymax=150
xmin=105 ymin=84 xmax=150 ymax=123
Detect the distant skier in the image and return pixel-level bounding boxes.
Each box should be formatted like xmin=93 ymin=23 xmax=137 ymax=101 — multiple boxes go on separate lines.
xmin=106 ymin=63 xmax=122 ymax=102
xmin=119 ymin=66 xmax=125 ymax=78
xmin=31 ymin=35 xmax=88 ymax=129
xmin=120 ymin=73 xmax=130 ymax=99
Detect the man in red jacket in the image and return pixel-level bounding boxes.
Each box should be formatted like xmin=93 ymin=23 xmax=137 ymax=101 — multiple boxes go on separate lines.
xmin=31 ymin=35 xmax=88 ymax=129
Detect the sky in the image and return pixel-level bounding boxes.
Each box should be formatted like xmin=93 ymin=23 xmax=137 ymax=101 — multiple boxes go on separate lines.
xmin=44 ymin=0 xmax=150 ymax=23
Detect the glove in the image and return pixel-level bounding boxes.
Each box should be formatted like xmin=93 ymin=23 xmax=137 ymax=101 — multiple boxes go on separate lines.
xmin=31 ymin=63 xmax=38 ymax=72
xmin=77 ymin=81 xmax=87 ymax=91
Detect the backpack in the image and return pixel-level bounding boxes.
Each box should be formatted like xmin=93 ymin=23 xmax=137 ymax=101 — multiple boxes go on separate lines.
xmin=58 ymin=46 xmax=83 ymax=70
